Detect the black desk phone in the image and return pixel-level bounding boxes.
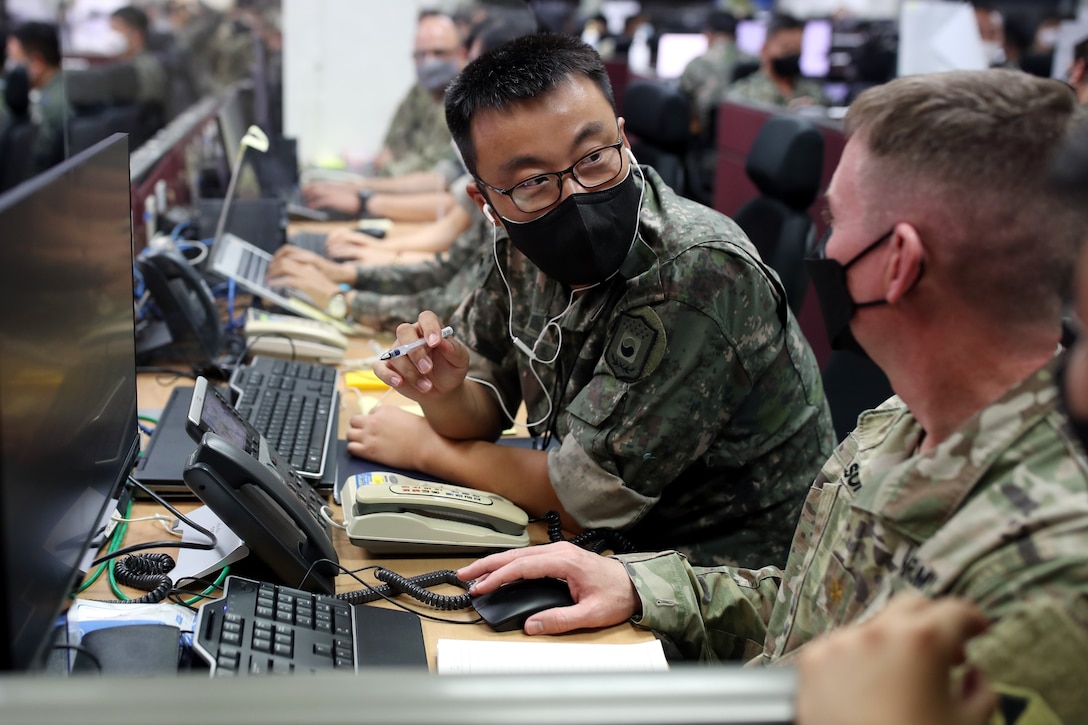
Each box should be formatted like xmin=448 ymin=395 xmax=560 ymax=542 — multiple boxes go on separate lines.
xmin=183 ymin=376 xmax=339 ymax=593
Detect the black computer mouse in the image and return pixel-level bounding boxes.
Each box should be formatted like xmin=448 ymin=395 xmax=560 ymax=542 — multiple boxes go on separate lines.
xmin=471 ymin=577 xmax=575 ymax=632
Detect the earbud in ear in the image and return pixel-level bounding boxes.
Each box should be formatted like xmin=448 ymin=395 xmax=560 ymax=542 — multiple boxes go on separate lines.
xmin=483 ymin=203 xmax=496 ymax=224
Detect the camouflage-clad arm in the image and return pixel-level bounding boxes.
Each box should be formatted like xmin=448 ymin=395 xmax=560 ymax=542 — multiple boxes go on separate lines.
xmin=615 ymin=550 xmax=782 ymax=662
xmin=353 ymin=255 xmax=456 ymax=295
xmin=381 ymin=84 xmax=423 ymax=159
xmin=351 ymin=259 xmax=484 ymax=332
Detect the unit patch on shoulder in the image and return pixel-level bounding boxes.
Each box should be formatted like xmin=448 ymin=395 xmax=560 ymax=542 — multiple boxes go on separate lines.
xmin=606 ymin=307 xmax=667 ymax=382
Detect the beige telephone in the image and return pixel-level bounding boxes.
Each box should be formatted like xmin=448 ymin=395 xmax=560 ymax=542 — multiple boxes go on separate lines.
xmin=244 ymin=308 xmax=348 ymax=363
xmin=342 ymin=472 xmax=530 ymax=554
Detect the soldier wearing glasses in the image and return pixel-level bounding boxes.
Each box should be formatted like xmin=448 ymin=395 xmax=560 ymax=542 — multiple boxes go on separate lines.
xmin=349 ymin=34 xmax=833 ymax=567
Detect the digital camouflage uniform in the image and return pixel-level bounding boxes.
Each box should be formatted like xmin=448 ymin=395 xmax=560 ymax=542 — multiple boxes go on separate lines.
xmin=618 ymin=361 xmax=1088 ymax=723
xmin=380 ymin=83 xmax=458 ymax=178
xmin=725 ymin=69 xmax=829 ymax=108
xmin=452 ymin=166 xmax=834 ymax=567
xmin=350 ymin=208 xmax=492 ymax=331
xmin=679 ymin=40 xmax=746 ymax=132
xmin=30 ymin=71 xmax=69 ymax=174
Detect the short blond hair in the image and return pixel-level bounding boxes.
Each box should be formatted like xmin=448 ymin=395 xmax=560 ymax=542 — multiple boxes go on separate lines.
xmin=845 ymin=69 xmax=1080 ymax=326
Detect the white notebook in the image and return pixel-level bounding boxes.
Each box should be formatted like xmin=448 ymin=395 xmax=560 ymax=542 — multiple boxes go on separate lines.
xmin=436 ymin=639 xmax=669 ymax=675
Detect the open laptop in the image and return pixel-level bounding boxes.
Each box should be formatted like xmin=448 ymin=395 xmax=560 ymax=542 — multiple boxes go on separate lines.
xmin=207 ymin=231 xmax=357 ymax=335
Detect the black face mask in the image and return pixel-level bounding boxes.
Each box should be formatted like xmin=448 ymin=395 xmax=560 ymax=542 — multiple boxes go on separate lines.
xmin=498 ymin=168 xmax=642 ymax=286
xmin=771 ymin=53 xmax=802 ymax=79
xmin=804 ymin=228 xmax=897 ymax=355
xmin=1056 ymin=359 xmax=1088 ymax=454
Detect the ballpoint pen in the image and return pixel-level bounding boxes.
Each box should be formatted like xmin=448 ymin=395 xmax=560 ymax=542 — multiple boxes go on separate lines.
xmin=379 ymin=326 xmax=454 ymax=361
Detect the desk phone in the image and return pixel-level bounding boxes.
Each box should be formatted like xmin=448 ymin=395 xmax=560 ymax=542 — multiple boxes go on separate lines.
xmin=184 ymin=376 xmax=338 ymax=593
xmin=342 ymin=472 xmax=530 ymax=554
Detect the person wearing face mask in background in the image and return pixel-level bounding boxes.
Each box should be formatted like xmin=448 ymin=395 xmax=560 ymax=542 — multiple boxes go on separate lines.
xmin=300 ymin=11 xmax=471 ymax=223
xmin=4 ymin=21 xmax=68 ymax=175
xmin=109 ymin=6 xmax=168 ymax=108
xmin=726 ymin=13 xmax=828 ymax=111
xmin=351 ymin=34 xmax=834 ymax=568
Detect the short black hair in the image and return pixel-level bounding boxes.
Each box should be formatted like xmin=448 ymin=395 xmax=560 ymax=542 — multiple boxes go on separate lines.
xmin=705 ymin=11 xmax=737 ymax=36
xmin=12 ymin=21 xmax=62 ymax=68
xmin=111 ymin=6 xmax=150 ymax=36
xmin=445 ymin=33 xmax=614 ymax=176
xmin=1075 ymin=35 xmax=1088 ymax=64
xmin=766 ymin=13 xmax=804 ymax=39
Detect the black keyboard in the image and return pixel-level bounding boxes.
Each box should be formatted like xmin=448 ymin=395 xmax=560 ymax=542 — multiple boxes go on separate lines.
xmin=194 ymin=576 xmax=358 ymax=675
xmin=229 ymin=357 xmax=339 ymax=479
xmin=288 ymin=230 xmax=328 ymax=255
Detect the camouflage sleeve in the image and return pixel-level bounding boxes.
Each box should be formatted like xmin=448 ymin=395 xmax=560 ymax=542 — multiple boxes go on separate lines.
xmin=353 ymin=256 xmax=453 ymax=295
xmin=381 ymin=85 xmax=418 ymax=157
xmin=351 ymin=284 xmax=467 ymax=332
xmin=965 ymin=595 xmax=1088 ymax=724
xmin=615 ymin=550 xmax=782 ymax=662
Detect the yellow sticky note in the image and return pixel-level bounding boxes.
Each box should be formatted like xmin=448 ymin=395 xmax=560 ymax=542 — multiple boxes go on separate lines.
xmin=344 ymin=369 xmax=389 ymax=391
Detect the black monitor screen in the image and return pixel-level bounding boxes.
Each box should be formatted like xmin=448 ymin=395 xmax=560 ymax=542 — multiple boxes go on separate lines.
xmin=0 ymin=134 xmax=140 ymax=671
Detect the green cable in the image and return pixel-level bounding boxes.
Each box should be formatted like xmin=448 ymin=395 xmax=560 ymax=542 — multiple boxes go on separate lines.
xmin=181 ymin=566 xmax=231 ymax=606
xmin=137 ymin=415 xmax=159 ymax=424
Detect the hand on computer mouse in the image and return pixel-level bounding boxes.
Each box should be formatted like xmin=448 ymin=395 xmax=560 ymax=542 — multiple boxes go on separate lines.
xmin=471 ymin=577 xmax=576 ymax=632
xmin=458 ymin=542 xmax=640 ymax=635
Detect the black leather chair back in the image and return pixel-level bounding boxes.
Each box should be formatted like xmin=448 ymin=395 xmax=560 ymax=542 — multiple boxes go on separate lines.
xmin=623 ymin=79 xmax=691 ymax=194
xmin=0 ymin=121 xmax=39 ymax=192
xmin=733 ymin=115 xmax=823 ymax=314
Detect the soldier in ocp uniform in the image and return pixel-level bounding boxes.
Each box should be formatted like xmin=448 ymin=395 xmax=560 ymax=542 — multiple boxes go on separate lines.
xmin=456 ymin=69 xmax=1088 ymax=724
xmin=348 ymin=34 xmax=834 ymax=569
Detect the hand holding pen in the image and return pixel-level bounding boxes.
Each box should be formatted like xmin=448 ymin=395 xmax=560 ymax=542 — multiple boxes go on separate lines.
xmin=379 ymin=326 xmax=454 ymax=360
xmin=373 ymin=312 xmax=469 ymax=399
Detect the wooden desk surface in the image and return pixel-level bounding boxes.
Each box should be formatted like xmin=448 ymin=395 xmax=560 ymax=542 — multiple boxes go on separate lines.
xmin=102 ymin=334 xmax=652 ymax=671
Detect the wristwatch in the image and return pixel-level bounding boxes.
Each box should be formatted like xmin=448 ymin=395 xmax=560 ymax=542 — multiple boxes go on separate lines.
xmin=326 ymin=291 xmax=349 ymax=320
xmin=357 ymin=188 xmax=373 ymax=216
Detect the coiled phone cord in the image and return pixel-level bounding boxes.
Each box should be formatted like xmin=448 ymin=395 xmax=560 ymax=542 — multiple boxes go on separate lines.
xmin=336 ymin=568 xmax=472 ymax=611
xmin=111 ymin=552 xmax=175 ymax=604
xmin=539 ymin=510 xmax=636 ymax=555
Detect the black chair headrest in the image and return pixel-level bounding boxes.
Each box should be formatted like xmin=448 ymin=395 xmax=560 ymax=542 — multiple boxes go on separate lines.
xmin=66 ymin=63 xmax=141 ymax=108
xmin=623 ymin=79 xmax=690 ymax=150
xmin=3 ymin=66 xmax=31 ymax=118
xmin=745 ymin=115 xmax=824 ymax=212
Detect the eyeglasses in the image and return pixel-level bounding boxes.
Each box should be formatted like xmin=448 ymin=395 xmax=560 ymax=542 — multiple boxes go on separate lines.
xmin=476 ymin=140 xmax=626 ymax=215
xmin=413 ymin=48 xmax=458 ymax=62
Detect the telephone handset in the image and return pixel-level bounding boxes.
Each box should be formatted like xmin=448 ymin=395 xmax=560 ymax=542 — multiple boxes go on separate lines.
xmin=183 ymin=376 xmax=339 ymax=593
xmin=136 ymin=248 xmax=223 ymax=364
xmin=342 ymin=472 xmax=531 ymax=554
xmin=244 ymin=307 xmax=348 ymax=363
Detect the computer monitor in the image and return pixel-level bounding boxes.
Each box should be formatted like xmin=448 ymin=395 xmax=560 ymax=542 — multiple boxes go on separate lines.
xmin=0 ymin=133 xmax=140 ymax=671
xmin=801 ymin=19 xmax=833 ymax=78
xmin=655 ymin=32 xmax=709 ymax=79
xmin=736 ymin=18 xmax=767 ymax=57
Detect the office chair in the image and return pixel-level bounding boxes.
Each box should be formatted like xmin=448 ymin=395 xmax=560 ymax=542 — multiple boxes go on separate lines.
xmin=0 ymin=122 xmax=38 ymax=192
xmin=820 ymin=349 xmax=894 ymax=443
xmin=0 ymin=67 xmax=38 ymax=191
xmin=733 ymin=114 xmax=823 ymax=315
xmin=622 ymin=79 xmax=691 ymax=194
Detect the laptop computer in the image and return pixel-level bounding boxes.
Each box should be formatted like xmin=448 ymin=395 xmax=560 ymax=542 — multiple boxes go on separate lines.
xmin=207 ymin=231 xmax=357 ymax=335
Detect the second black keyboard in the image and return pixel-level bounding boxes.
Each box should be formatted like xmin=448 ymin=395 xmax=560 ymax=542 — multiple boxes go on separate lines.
xmin=229 ymin=356 xmax=339 ymax=479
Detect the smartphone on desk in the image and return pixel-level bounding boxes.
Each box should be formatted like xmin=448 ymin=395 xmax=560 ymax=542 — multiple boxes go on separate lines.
xmin=183 ymin=377 xmax=339 ymax=593
xmin=342 ymin=472 xmax=530 ymax=555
